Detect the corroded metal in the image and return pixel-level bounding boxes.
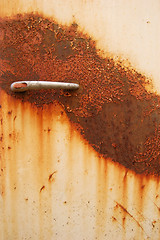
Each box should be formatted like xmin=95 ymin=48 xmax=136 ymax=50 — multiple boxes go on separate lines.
xmin=0 ymin=1 xmax=160 ymax=240
xmin=0 ymin=14 xmax=160 ymax=175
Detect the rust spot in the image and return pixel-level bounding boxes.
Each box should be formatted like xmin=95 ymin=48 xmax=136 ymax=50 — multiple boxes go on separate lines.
xmin=48 ymin=171 xmax=57 ymax=182
xmin=40 ymin=185 xmax=45 ymax=192
xmin=13 ymin=82 xmax=27 ymax=88
xmin=8 ymin=146 xmax=11 ymax=150
xmin=141 ymin=184 xmax=145 ymax=189
xmin=0 ymin=14 xmax=160 ymax=175
xmin=47 ymin=128 xmax=51 ymax=132
xmin=8 ymin=111 xmax=12 ymax=115
xmin=122 ymin=217 xmax=126 ymax=226
xmin=63 ymin=201 xmax=67 ymax=204
xmin=152 ymin=220 xmax=156 ymax=227
xmin=112 ymin=216 xmax=117 ymax=222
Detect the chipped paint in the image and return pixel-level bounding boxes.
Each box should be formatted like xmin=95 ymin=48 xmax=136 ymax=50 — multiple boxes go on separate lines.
xmin=0 ymin=0 xmax=160 ymax=240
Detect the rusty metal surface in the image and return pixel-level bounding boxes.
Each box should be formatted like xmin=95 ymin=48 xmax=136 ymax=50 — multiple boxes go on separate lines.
xmin=0 ymin=1 xmax=160 ymax=240
xmin=0 ymin=89 xmax=160 ymax=240
xmin=0 ymin=14 xmax=160 ymax=175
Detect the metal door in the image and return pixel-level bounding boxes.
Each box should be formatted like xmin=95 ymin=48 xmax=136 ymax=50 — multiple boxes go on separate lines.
xmin=0 ymin=1 xmax=160 ymax=239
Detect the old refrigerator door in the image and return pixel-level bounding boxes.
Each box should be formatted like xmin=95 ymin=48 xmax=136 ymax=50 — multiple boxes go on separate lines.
xmin=0 ymin=1 xmax=160 ymax=239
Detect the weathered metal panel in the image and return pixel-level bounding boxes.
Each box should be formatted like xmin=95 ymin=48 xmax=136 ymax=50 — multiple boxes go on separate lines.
xmin=0 ymin=1 xmax=160 ymax=239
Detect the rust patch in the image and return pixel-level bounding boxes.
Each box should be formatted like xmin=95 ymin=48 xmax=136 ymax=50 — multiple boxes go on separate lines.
xmin=0 ymin=14 xmax=160 ymax=175
xmin=13 ymin=82 xmax=27 ymax=89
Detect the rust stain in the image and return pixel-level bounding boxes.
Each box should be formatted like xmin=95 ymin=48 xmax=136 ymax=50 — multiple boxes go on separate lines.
xmin=0 ymin=13 xmax=160 ymax=176
xmin=40 ymin=185 xmax=45 ymax=192
xmin=115 ymin=201 xmax=146 ymax=235
xmin=153 ymin=202 xmax=160 ymax=212
xmin=112 ymin=216 xmax=117 ymax=222
xmin=0 ymin=74 xmax=160 ymax=239
xmin=13 ymin=82 xmax=27 ymax=89
xmin=48 ymin=171 xmax=57 ymax=182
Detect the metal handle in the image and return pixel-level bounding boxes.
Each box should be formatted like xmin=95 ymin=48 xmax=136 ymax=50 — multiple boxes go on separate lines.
xmin=10 ymin=81 xmax=79 ymax=92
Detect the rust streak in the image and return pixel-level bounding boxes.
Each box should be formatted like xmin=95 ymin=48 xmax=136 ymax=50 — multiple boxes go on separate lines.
xmin=48 ymin=171 xmax=57 ymax=182
xmin=153 ymin=201 xmax=160 ymax=212
xmin=115 ymin=201 xmax=147 ymax=235
xmin=40 ymin=185 xmax=45 ymax=193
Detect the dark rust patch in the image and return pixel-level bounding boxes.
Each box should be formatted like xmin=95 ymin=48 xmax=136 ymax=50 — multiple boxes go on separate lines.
xmin=0 ymin=14 xmax=160 ymax=175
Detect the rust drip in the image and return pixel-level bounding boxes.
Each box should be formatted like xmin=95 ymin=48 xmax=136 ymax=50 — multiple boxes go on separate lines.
xmin=48 ymin=171 xmax=57 ymax=182
xmin=40 ymin=185 xmax=45 ymax=193
xmin=0 ymin=14 xmax=160 ymax=175
xmin=115 ymin=202 xmax=146 ymax=235
xmin=153 ymin=202 xmax=160 ymax=213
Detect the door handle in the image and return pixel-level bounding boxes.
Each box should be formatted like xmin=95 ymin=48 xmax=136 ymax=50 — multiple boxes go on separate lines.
xmin=11 ymin=81 xmax=79 ymax=92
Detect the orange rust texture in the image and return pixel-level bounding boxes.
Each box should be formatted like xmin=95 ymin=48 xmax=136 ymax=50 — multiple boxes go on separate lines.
xmin=0 ymin=89 xmax=160 ymax=239
xmin=1 ymin=11 xmax=160 ymax=240
xmin=0 ymin=14 xmax=160 ymax=176
xmin=13 ymin=83 xmax=27 ymax=89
